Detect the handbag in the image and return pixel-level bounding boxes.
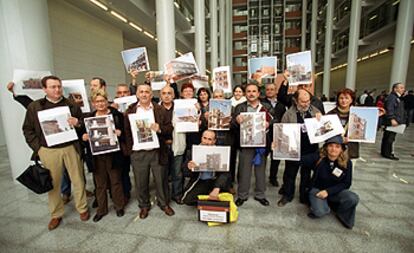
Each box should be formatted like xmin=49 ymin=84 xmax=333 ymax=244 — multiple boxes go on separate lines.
xmin=16 ymin=159 xmax=53 ymax=194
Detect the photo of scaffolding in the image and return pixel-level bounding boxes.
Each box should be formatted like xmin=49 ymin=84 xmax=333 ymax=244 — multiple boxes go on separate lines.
xmin=173 ymin=99 xmax=199 ymax=133
xmin=348 ymin=106 xmax=379 ymax=143
xmin=128 ymin=112 xmax=159 ymax=151
xmin=240 ymin=112 xmax=266 ymax=147
xmin=272 ymin=123 xmax=301 ymax=161
xmin=62 ymin=79 xmax=91 ymax=113
xmin=208 ymin=99 xmax=232 ymax=131
xmin=212 ymin=66 xmax=232 ymax=93
xmin=304 ymin=115 xmax=345 ymax=144
xmin=38 ymin=106 xmax=78 ymax=147
xmin=121 ymin=47 xmax=150 ymax=73
xmin=248 ymin=57 xmax=277 ymax=86
xmin=191 ymin=145 xmax=231 ymax=172
xmin=13 ymin=69 xmax=51 ymax=99
xmin=164 ymin=52 xmax=200 ymax=81
xmin=84 ymin=115 xmax=120 ymax=155
xmin=286 ymin=51 xmax=312 ymax=86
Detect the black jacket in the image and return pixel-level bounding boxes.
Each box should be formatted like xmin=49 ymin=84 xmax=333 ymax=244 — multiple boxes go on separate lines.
xmin=384 ymin=92 xmax=406 ymax=125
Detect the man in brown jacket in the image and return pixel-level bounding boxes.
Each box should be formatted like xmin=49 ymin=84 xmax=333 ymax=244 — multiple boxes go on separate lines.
xmin=124 ymin=83 xmax=175 ymax=219
xmin=22 ymin=75 xmax=89 ymax=230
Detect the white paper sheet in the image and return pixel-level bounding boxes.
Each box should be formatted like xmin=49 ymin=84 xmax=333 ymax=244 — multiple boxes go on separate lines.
xmin=62 ymin=79 xmax=90 ymax=113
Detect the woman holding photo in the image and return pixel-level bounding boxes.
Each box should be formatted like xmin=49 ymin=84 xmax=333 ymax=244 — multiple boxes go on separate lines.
xmin=82 ymin=89 xmax=125 ymax=222
xmin=304 ymin=135 xmax=359 ymax=229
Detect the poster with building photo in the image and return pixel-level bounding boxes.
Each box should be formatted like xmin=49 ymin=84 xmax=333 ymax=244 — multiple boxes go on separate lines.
xmin=13 ymin=69 xmax=51 ymax=99
xmin=248 ymin=57 xmax=277 ymax=85
xmin=113 ymin=95 xmax=137 ymax=113
xmin=148 ymin=71 xmax=166 ymax=90
xmin=191 ymin=145 xmax=231 ymax=172
xmin=286 ymin=51 xmax=312 ymax=86
xmin=212 ymin=66 xmax=232 ymax=93
xmin=62 ymin=79 xmax=90 ymax=113
xmin=121 ymin=47 xmax=150 ymax=73
xmin=38 ymin=106 xmax=78 ymax=147
xmin=208 ymin=99 xmax=232 ymax=131
xmin=84 ymin=115 xmax=120 ymax=155
xmin=304 ymin=115 xmax=344 ymax=144
xmin=173 ymin=99 xmax=199 ymax=133
xmin=176 ymin=74 xmax=209 ymax=91
xmin=273 ymin=123 xmax=301 ymax=161
xmin=164 ymin=52 xmax=200 ymax=82
xmin=128 ymin=111 xmax=159 ymax=151
xmin=348 ymin=106 xmax=379 ymax=143
xmin=240 ymin=112 xmax=266 ymax=147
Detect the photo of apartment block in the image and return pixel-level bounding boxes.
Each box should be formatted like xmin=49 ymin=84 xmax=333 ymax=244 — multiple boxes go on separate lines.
xmin=315 ymin=120 xmax=334 ymax=137
xmin=348 ymin=113 xmax=367 ymax=140
xmin=128 ymin=51 xmax=148 ymax=72
xmin=208 ymin=100 xmax=232 ymax=130
xmin=165 ymin=60 xmax=198 ymax=79
xmin=192 ymin=145 xmax=231 ymax=172
xmin=214 ymin=70 xmax=229 ymax=89
xmin=135 ymin=119 xmax=154 ymax=143
xmin=273 ymin=124 xmax=300 ymax=160
xmin=41 ymin=119 xmax=64 ymax=136
xmin=240 ymin=112 xmax=266 ymax=147
xmin=85 ymin=116 xmax=119 ymax=154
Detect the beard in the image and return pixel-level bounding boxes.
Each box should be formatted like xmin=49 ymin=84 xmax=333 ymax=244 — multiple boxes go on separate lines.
xmin=297 ymin=104 xmax=310 ymax=112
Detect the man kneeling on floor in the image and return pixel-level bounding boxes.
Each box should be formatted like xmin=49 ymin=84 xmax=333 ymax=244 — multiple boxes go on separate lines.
xmin=182 ymin=130 xmax=231 ymax=205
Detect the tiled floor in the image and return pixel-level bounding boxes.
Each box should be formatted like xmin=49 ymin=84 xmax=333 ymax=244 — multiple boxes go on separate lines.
xmin=0 ymin=128 xmax=413 ymax=252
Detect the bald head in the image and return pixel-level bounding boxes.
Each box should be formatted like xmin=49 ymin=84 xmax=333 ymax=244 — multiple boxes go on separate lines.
xmin=296 ymin=89 xmax=311 ymax=112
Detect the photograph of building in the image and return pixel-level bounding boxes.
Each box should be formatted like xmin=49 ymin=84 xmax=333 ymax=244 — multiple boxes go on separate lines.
xmin=348 ymin=107 xmax=378 ymax=143
xmin=175 ymin=108 xmax=199 ymax=123
xmin=40 ymin=119 xmax=64 ymax=136
xmin=208 ymin=100 xmax=232 ymax=130
xmin=315 ymin=120 xmax=334 ymax=137
xmin=248 ymin=57 xmax=277 ymax=85
xmin=240 ymin=112 xmax=266 ymax=147
xmin=214 ymin=71 xmax=229 ymax=89
xmin=165 ymin=60 xmax=198 ymax=78
xmin=68 ymin=92 xmax=84 ymax=107
xmin=273 ymin=124 xmax=300 ymax=160
xmin=135 ymin=119 xmax=154 ymax=143
xmin=128 ymin=51 xmax=148 ymax=72
xmin=62 ymin=79 xmax=90 ymax=113
xmin=85 ymin=115 xmax=119 ymax=155
xmin=286 ymin=51 xmax=312 ymax=85
xmin=192 ymin=145 xmax=230 ymax=172
xmin=22 ymin=78 xmax=42 ymax=89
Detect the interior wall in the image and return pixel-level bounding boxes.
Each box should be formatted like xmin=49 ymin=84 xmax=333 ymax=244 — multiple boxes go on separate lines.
xmin=48 ymin=0 xmax=125 ymax=96
xmin=315 ymin=45 xmax=414 ymax=97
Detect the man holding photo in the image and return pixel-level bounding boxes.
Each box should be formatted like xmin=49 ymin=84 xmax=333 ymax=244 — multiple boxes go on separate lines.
xmin=182 ymin=130 xmax=231 ymax=205
xmin=22 ymin=75 xmax=89 ymax=230
xmin=231 ymin=83 xmax=271 ymax=207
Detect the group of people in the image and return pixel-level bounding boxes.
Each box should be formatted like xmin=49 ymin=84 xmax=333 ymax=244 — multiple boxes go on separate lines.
xmin=9 ymin=69 xmax=408 ymax=231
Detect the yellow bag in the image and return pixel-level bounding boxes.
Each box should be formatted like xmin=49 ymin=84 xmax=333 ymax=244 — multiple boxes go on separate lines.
xmin=197 ymin=192 xmax=238 ymax=226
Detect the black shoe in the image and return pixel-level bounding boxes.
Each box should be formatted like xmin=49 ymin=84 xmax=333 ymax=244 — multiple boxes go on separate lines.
xmin=235 ymin=198 xmax=247 ymax=207
xmin=307 ymin=212 xmax=318 ymax=219
xmin=269 ymin=179 xmax=279 ymax=187
xmin=93 ymin=214 xmax=105 ymax=222
xmin=254 ymin=197 xmax=270 ymax=206
xmin=278 ymin=187 xmax=285 ymax=195
xmin=382 ymin=154 xmax=399 ymax=160
xmin=173 ymin=197 xmax=184 ymax=205
xmin=277 ymin=197 xmax=289 ymax=207
xmin=116 ymin=209 xmax=125 ymax=217
xmin=92 ymin=199 xmax=98 ymax=208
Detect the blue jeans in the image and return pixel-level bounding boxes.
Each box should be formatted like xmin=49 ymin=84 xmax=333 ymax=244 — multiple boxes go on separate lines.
xmin=309 ymin=188 xmax=359 ymax=228
xmin=60 ymin=167 xmax=71 ymax=196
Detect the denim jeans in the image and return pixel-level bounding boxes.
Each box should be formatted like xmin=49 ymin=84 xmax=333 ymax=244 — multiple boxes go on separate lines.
xmin=60 ymin=167 xmax=71 ymax=196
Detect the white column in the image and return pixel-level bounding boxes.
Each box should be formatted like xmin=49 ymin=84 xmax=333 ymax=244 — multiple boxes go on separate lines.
xmin=226 ymin=0 xmax=233 ymax=68
xmin=323 ymin=0 xmax=334 ymax=97
xmin=210 ymin=0 xmax=218 ymax=70
xmin=219 ymin=0 xmax=226 ymax=65
xmin=310 ymin=0 xmax=318 ymax=74
xmin=156 ymin=0 xmax=176 ymax=70
xmin=0 ymin=0 xmax=54 ymax=179
xmin=301 ymin=0 xmax=307 ymax=51
xmin=345 ymin=0 xmax=362 ymax=90
xmin=194 ymin=0 xmax=206 ymax=74
xmin=390 ymin=0 xmax=414 ymax=86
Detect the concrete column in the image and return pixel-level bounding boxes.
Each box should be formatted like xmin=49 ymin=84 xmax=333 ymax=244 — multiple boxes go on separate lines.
xmin=390 ymin=0 xmax=414 ymax=86
xmin=0 ymin=0 xmax=54 ymax=179
xmin=194 ymin=0 xmax=206 ymax=74
xmin=156 ymin=0 xmax=176 ymax=70
xmin=322 ymin=0 xmax=334 ymax=97
xmin=345 ymin=0 xmax=362 ymax=90
xmin=301 ymin=0 xmax=307 ymax=51
xmin=226 ymin=0 xmax=233 ymax=68
xmin=210 ymin=0 xmax=218 ymax=70
xmin=310 ymin=0 xmax=318 ymax=74
xmin=219 ymin=0 xmax=226 ymax=65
